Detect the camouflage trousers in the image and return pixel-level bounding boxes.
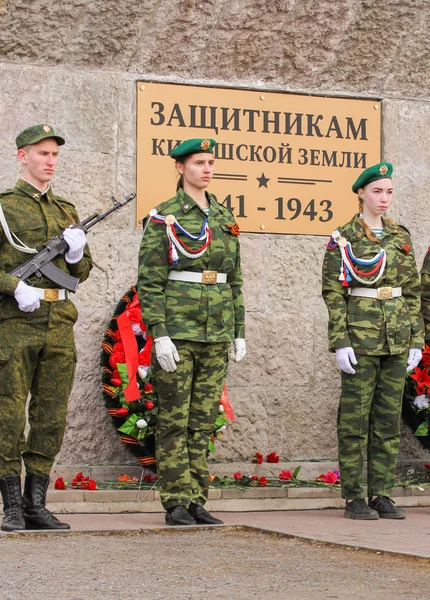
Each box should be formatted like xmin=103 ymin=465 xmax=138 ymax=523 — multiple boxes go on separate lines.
xmin=152 ymin=339 xmax=229 ymax=510
xmin=338 ymin=351 xmax=408 ymax=499
xmin=0 ymin=303 xmax=77 ymax=477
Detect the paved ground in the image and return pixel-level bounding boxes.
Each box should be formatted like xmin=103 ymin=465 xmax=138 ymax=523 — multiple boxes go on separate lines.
xmin=1 ymin=520 xmax=430 ymax=600
xmin=15 ymin=506 xmax=428 ymax=559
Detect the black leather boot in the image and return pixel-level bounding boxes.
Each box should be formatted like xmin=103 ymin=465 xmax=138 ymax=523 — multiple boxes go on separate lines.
xmin=23 ymin=474 xmax=70 ymax=530
xmin=0 ymin=475 xmax=26 ymax=531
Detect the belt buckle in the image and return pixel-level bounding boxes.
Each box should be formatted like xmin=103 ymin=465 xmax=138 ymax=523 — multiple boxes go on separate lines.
xmin=44 ymin=289 xmax=59 ymax=302
xmin=377 ymin=286 xmax=392 ymax=300
xmin=202 ymin=270 xmax=217 ymax=285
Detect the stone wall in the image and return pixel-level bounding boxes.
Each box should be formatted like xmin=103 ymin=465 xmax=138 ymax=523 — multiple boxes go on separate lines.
xmin=0 ymin=0 xmax=429 ymax=468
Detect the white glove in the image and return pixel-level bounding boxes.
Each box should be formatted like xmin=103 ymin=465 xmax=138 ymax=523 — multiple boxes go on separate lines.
xmin=14 ymin=281 xmax=40 ymax=312
xmin=407 ymin=348 xmax=422 ymax=373
xmin=335 ymin=347 xmax=357 ymax=374
xmin=63 ymin=227 xmax=86 ymax=264
xmin=230 ymin=338 xmax=246 ymax=362
xmin=154 ymin=336 xmax=180 ymax=372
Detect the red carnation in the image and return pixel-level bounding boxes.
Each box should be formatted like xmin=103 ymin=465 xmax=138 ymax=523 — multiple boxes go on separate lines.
xmin=54 ymin=477 xmax=66 ymax=490
xmin=258 ymin=477 xmax=268 ymax=487
xmin=266 ymin=452 xmax=280 ymax=463
xmin=113 ymin=330 xmax=122 ymax=342
xmin=144 ymin=383 xmax=153 ymax=393
xmin=111 ymin=377 xmax=122 ymax=387
xmin=87 ymin=480 xmax=97 ymax=491
xmin=424 ymin=464 xmax=430 ymax=470
xmin=279 ymin=470 xmax=293 ymax=480
xmin=145 ymin=400 xmax=155 ymax=410
xmin=323 ymin=471 xmax=338 ymax=484
xmin=233 ymin=472 xmax=242 ymax=480
xmin=252 ymin=452 xmax=264 ymax=464
xmin=139 ymin=339 xmax=153 ymax=366
xmin=74 ymin=472 xmax=84 ymax=481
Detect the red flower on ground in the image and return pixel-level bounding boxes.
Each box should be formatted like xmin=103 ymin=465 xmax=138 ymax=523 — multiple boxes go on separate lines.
xmin=322 ymin=471 xmax=338 ymax=484
xmin=54 ymin=477 xmax=66 ymax=490
xmin=251 ymin=476 xmax=259 ymax=481
xmin=424 ymin=464 xmax=430 ymax=470
xmin=266 ymin=452 xmax=280 ymax=463
xmin=252 ymin=452 xmax=264 ymax=464
xmin=87 ymin=480 xmax=97 ymax=490
xmin=258 ymin=477 xmax=268 ymax=487
xmin=279 ymin=470 xmax=293 ymax=480
xmin=233 ymin=472 xmax=242 ymax=480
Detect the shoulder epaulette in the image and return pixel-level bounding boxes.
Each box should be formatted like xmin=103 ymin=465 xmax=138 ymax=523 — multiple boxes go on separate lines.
xmin=0 ymin=189 xmax=14 ymax=197
xmin=55 ymin=195 xmax=76 ymax=209
xmin=398 ymin=223 xmax=411 ymax=235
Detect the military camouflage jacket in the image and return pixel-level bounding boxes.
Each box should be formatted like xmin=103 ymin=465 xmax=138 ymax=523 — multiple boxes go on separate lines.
xmin=137 ymin=188 xmax=245 ymax=343
xmin=0 ymin=179 xmax=93 ymax=299
xmin=421 ymin=250 xmax=430 ymax=344
xmin=322 ymin=214 xmax=424 ymax=355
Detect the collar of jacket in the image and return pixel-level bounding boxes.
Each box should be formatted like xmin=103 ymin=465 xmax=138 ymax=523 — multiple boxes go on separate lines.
xmin=345 ymin=213 xmax=399 ymax=242
xmin=15 ymin=178 xmax=55 ymax=202
xmin=176 ymin=188 xmax=222 ymax=216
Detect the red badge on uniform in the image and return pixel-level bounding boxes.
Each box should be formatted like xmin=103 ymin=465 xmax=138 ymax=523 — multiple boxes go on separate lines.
xmin=400 ymin=244 xmax=411 ymax=255
xmin=226 ymin=223 xmax=240 ymax=236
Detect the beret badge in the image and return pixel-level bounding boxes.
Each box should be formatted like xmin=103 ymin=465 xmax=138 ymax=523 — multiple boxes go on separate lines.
xmin=379 ymin=164 xmax=388 ymax=176
xmin=200 ymin=139 xmax=211 ymax=151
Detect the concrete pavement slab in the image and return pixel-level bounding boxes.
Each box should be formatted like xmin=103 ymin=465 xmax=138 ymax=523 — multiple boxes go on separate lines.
xmin=6 ymin=507 xmax=429 ymax=560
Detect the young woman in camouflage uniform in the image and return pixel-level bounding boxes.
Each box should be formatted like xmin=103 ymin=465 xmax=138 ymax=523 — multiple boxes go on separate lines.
xmin=137 ymin=138 xmax=246 ymax=526
xmin=322 ymin=162 xmax=424 ymax=520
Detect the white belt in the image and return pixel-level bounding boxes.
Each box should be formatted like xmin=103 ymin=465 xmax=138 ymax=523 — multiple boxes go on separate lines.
xmin=32 ymin=288 xmax=67 ymax=301
xmin=168 ymin=270 xmax=227 ymax=285
xmin=348 ymin=286 xmax=402 ymax=300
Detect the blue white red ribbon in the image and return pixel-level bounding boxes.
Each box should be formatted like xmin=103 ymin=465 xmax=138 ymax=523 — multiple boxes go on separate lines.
xmin=150 ymin=209 xmax=211 ymax=265
xmin=331 ymin=230 xmax=386 ymax=287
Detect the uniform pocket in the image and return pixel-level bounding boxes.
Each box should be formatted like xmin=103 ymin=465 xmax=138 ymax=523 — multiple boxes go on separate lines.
xmin=347 ymin=310 xmax=382 ymax=330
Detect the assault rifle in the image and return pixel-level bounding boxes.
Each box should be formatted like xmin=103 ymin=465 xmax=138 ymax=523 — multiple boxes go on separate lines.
xmin=4 ymin=192 xmax=136 ymax=294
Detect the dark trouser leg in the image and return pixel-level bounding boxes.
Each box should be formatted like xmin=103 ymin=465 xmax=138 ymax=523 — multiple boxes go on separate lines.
xmin=153 ymin=340 xmax=229 ymax=510
xmin=338 ymin=355 xmax=379 ymax=499
xmin=187 ymin=342 xmax=229 ymax=506
xmin=0 ymin=319 xmax=39 ymax=477
xmin=367 ymin=352 xmax=408 ymax=497
xmin=22 ymin=314 xmax=76 ymax=475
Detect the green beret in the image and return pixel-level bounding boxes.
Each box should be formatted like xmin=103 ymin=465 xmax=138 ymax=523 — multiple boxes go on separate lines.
xmin=170 ymin=138 xmax=216 ymax=159
xmin=16 ymin=124 xmax=65 ymax=149
xmin=352 ymin=162 xmax=393 ymax=193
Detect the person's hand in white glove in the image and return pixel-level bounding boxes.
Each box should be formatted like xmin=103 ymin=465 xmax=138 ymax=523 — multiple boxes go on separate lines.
xmin=407 ymin=348 xmax=422 ymax=373
xmin=14 ymin=280 xmax=40 ymax=312
xmin=230 ymin=338 xmax=246 ymax=362
xmin=335 ymin=347 xmax=357 ymax=374
xmin=63 ymin=227 xmax=87 ymax=264
xmin=154 ymin=336 xmax=180 ymax=372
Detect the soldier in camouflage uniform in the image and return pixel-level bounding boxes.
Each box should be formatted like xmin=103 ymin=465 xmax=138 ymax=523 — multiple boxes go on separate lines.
xmin=322 ymin=162 xmax=424 ymax=520
xmin=0 ymin=125 xmax=92 ymax=531
xmin=137 ymin=138 xmax=246 ymax=526
xmin=420 ymin=249 xmax=430 ymax=343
